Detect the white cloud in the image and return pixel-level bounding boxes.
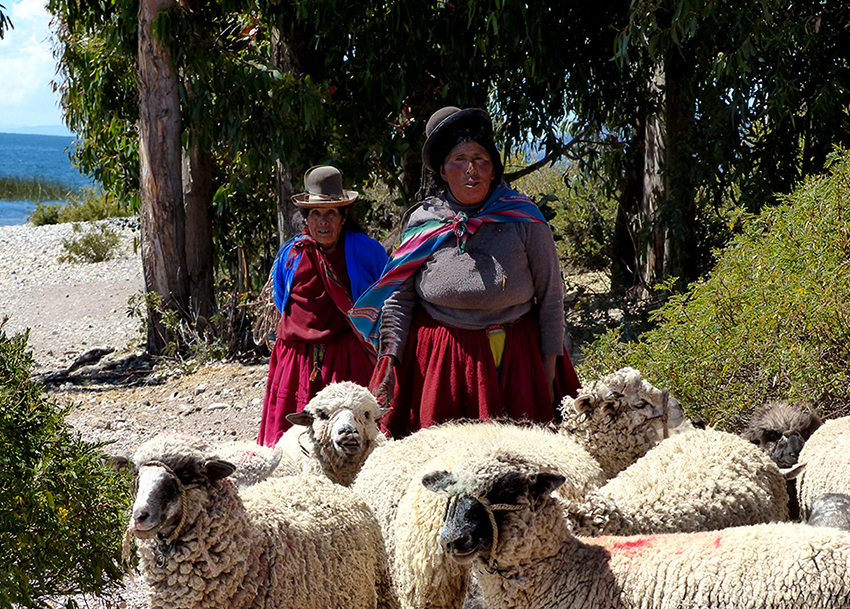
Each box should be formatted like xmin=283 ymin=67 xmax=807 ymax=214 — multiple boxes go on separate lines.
xmin=0 ymin=0 xmax=68 ymax=131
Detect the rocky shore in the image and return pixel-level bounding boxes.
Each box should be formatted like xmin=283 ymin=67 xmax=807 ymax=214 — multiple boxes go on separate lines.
xmin=0 ymin=218 xmax=145 ymax=374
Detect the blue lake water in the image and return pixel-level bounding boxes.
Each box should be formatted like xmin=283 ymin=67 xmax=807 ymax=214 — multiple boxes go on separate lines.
xmin=0 ymin=132 xmax=98 ymax=226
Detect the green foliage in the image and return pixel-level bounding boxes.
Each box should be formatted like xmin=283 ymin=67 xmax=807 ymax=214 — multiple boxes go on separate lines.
xmin=28 ymin=189 xmax=134 ymax=226
xmin=580 ymin=150 xmax=850 ymax=431
xmin=28 ymin=203 xmax=62 ymax=226
xmin=0 ymin=177 xmax=77 ymax=204
xmin=59 ymin=223 xmax=122 ymax=264
xmin=0 ymin=324 xmax=131 ymax=608
xmin=57 ymin=188 xmax=134 ymax=223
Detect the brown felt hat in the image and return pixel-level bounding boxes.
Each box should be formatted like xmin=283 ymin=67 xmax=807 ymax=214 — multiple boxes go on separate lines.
xmin=292 ymin=165 xmax=359 ymax=208
xmin=421 ymin=107 xmax=503 ymax=183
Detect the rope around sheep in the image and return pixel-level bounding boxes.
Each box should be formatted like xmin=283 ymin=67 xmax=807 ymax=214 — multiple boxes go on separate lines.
xmin=142 ymin=460 xmax=203 ymax=568
xmin=444 ymin=493 xmax=528 ymax=571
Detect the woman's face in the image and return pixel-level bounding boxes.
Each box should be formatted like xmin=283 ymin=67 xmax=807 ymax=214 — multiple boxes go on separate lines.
xmin=440 ymin=140 xmax=495 ymax=206
xmin=305 ymin=206 xmax=345 ymax=252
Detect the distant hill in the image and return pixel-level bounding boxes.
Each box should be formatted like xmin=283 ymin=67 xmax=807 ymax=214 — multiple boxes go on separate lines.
xmin=0 ymin=125 xmax=75 ymax=137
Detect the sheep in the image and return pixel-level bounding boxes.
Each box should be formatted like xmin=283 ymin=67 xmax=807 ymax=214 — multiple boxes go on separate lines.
xmin=423 ymin=447 xmax=850 ymax=609
xmin=127 ymin=431 xmax=398 ymax=609
xmin=352 ymin=420 xmax=605 ymax=609
xmin=276 ymin=381 xmax=388 ymax=486
xmin=215 ymin=440 xmax=296 ymax=487
xmin=797 ymin=416 xmax=850 ymax=520
xmin=566 ymin=426 xmax=790 ymax=537
xmin=741 ymin=399 xmax=822 ymax=467
xmin=558 ymin=366 xmax=689 ymax=478
xmin=808 ymin=493 xmax=850 ymax=530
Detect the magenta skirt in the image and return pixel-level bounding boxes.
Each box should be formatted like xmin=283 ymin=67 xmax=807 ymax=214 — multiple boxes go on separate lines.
xmin=258 ymin=332 xmax=376 ymax=447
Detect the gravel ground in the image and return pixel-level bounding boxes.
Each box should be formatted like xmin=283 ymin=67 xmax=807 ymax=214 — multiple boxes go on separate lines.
xmin=1 ymin=219 xmax=268 ymax=609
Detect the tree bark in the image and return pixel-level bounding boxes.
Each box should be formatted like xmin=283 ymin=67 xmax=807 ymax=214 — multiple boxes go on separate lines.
xmin=138 ymin=0 xmax=188 ymax=354
xmin=271 ymin=27 xmax=304 ymax=246
xmin=640 ymin=63 xmax=668 ymax=291
xmin=182 ymin=145 xmax=215 ymax=328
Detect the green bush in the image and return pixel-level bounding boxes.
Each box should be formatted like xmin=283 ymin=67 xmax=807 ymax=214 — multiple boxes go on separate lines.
xmin=512 ymin=160 xmax=617 ymax=272
xmin=28 ymin=203 xmax=62 ymax=226
xmin=58 ymin=188 xmax=134 ymax=223
xmin=0 ymin=324 xmax=131 ymax=608
xmin=580 ymin=149 xmax=850 ymax=432
xmin=59 ymin=223 xmax=122 ymax=264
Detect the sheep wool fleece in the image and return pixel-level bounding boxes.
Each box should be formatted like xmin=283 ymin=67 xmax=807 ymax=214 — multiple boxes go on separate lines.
xmin=473 ymin=484 xmax=850 ymax=609
xmin=797 ymin=415 xmax=850 ymax=519
xmin=135 ymin=466 xmax=396 ymax=609
xmin=570 ymin=427 xmax=789 ymax=536
xmin=353 ymin=421 xmax=605 ymax=609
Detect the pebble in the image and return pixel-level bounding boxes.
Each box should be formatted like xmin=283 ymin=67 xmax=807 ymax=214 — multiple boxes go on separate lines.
xmin=0 ymin=219 xmax=144 ymax=372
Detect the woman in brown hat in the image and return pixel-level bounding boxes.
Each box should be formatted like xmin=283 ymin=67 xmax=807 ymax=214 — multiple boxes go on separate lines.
xmin=257 ymin=166 xmax=388 ymax=447
xmin=350 ymin=107 xmax=580 ymax=438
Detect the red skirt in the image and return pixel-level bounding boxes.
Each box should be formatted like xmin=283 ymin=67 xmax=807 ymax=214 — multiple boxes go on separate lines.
xmin=380 ymin=309 xmax=580 ymax=438
xmin=258 ymin=332 xmax=376 ymax=447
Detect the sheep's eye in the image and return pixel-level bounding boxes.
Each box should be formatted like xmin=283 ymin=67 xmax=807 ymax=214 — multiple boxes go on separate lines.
xmin=764 ymin=431 xmax=781 ymax=442
xmin=315 ymin=410 xmax=329 ymax=420
xmin=364 ymin=412 xmax=371 ymax=420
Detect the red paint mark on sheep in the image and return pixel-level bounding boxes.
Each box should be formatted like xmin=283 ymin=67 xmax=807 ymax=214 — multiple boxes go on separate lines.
xmin=611 ymin=538 xmax=653 ymax=556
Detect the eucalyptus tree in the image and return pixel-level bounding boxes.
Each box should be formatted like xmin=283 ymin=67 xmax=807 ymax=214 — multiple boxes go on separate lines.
xmin=617 ymin=0 xmax=850 ymax=288
xmin=0 ymin=3 xmax=12 ymax=39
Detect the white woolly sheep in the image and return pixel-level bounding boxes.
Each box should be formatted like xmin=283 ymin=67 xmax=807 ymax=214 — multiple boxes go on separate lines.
xmin=276 ymin=381 xmax=388 ymax=486
xmin=566 ymin=426 xmax=790 ymax=536
xmin=424 ymin=447 xmax=850 ymax=609
xmin=214 ymin=440 xmax=296 ymax=487
xmin=352 ymin=420 xmax=605 ymax=609
xmin=127 ymin=431 xmax=398 ymax=609
xmin=797 ymin=416 xmax=850 ymax=519
xmin=559 ymin=366 xmax=689 ymax=478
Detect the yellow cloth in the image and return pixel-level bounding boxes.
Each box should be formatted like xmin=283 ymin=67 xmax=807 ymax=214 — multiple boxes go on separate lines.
xmin=488 ymin=328 xmax=506 ymax=369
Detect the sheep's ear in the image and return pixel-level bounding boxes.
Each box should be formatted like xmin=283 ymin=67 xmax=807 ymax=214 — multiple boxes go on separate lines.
xmin=110 ymin=455 xmax=130 ymax=471
xmin=422 ymin=470 xmax=457 ymax=494
xmin=286 ymin=411 xmax=313 ymax=426
xmin=529 ymin=472 xmax=566 ymax=499
xmin=204 ymin=459 xmax=237 ymax=481
xmin=781 ymin=462 xmax=807 ymax=481
xmin=374 ymin=407 xmax=392 ymax=422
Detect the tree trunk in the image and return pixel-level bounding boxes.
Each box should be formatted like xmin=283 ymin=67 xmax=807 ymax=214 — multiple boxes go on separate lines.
xmin=138 ymin=0 xmax=188 ymax=354
xmin=182 ymin=145 xmax=215 ymax=329
xmin=271 ymin=27 xmax=304 ymax=246
xmin=274 ymin=159 xmax=301 ymax=246
xmin=640 ymin=63 xmax=668 ymax=291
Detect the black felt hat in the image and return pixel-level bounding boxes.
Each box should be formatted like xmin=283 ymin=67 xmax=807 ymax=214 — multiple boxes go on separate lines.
xmin=421 ymin=107 xmax=503 ymax=183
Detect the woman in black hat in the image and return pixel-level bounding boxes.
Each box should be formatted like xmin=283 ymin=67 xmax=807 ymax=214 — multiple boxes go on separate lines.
xmin=350 ymin=108 xmax=580 ymax=439
xmin=258 ymin=166 xmax=388 ymax=447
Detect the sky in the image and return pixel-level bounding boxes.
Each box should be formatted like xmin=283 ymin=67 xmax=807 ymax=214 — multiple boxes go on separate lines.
xmin=0 ymin=0 xmax=73 ymax=136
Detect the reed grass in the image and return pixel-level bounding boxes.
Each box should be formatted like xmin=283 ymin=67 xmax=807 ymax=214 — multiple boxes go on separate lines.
xmin=0 ymin=176 xmax=80 ymax=202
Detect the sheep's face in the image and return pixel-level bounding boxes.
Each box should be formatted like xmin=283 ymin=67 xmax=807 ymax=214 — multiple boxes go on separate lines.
xmin=742 ymin=401 xmax=822 ymax=463
xmin=286 ymin=382 xmax=388 ymax=457
xmin=423 ymin=469 xmax=565 ymax=565
xmin=131 ymin=456 xmax=234 ymax=540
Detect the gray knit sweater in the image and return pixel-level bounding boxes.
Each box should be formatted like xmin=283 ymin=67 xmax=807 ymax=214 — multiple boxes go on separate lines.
xmin=379 ymin=192 xmax=565 ymax=358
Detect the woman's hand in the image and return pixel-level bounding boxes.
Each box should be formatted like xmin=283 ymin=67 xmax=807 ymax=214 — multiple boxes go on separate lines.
xmin=543 ymin=353 xmax=558 ymax=404
xmin=369 ymin=355 xmax=396 ymax=407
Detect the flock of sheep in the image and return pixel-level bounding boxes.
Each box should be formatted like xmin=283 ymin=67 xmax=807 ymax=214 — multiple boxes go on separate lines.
xmin=122 ymin=369 xmax=850 ymax=609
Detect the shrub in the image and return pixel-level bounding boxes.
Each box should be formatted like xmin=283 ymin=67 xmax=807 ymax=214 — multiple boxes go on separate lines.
xmin=0 ymin=323 xmax=131 ymax=608
xmin=28 ymin=203 xmax=62 ymax=226
xmin=57 ymin=188 xmax=134 ymax=223
xmin=59 ymin=223 xmax=122 ymax=264
xmin=579 ymin=149 xmax=850 ymax=431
